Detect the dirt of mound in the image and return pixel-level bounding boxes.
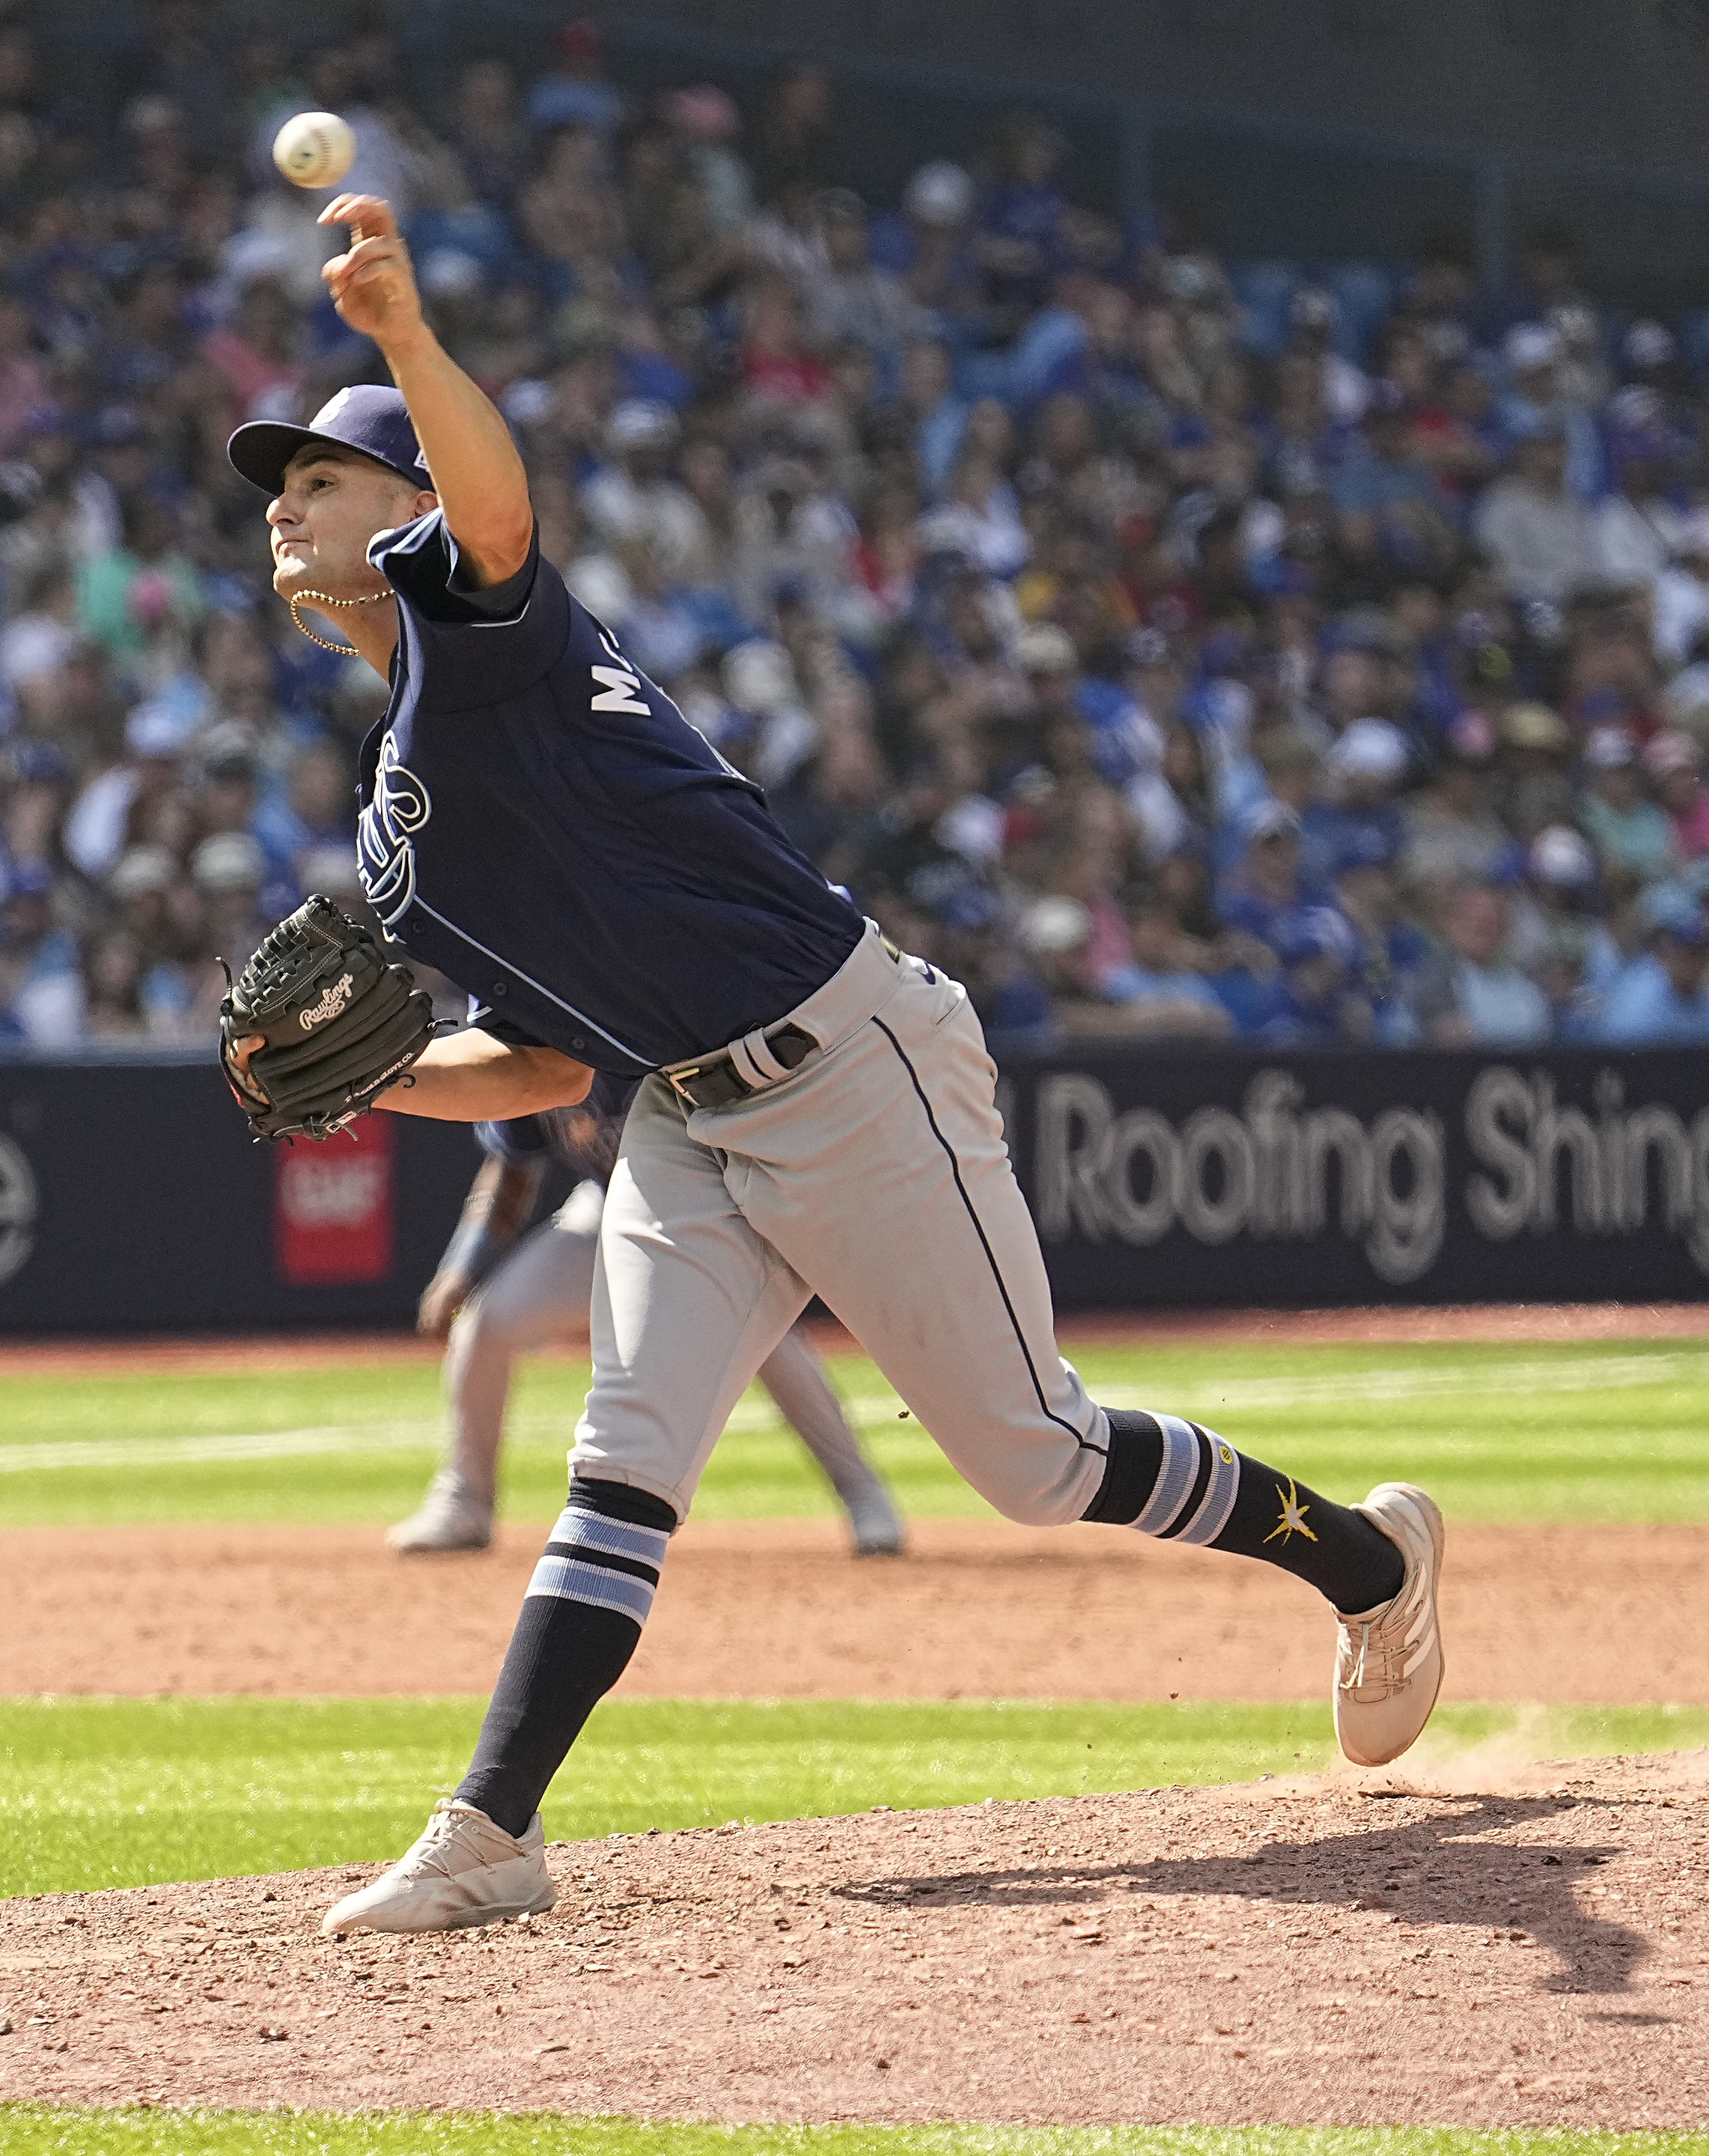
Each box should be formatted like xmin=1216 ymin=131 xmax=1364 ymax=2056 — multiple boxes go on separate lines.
xmin=9 ymin=1518 xmax=1709 ymax=1707
xmin=4 ymin=1300 xmax=1708 ymax=1376
xmin=3 ymin=1758 xmax=1706 ymax=2127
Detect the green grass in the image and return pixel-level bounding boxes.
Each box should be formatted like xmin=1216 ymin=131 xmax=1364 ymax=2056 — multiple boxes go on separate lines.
xmin=2 ymin=2118 xmax=1707 ymax=2156
xmin=7 ymin=1339 xmax=1709 ymax=1532
xmin=7 ymin=1693 xmax=1706 ymax=1901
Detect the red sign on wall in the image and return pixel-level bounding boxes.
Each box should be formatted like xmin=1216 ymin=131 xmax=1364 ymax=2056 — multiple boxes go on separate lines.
xmin=272 ymin=1114 xmax=396 ymax=1285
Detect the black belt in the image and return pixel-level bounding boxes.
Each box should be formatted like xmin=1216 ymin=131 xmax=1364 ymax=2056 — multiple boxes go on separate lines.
xmin=664 ymin=1022 xmax=818 ymax=1110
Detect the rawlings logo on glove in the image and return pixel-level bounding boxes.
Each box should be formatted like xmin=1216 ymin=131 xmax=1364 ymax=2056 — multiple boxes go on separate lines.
xmin=219 ymin=896 xmax=438 ymax=1142
xmin=299 ymin=972 xmax=356 ymax=1031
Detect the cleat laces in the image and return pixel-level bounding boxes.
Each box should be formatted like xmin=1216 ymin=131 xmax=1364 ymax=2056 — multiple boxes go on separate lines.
xmin=400 ymin=1800 xmax=481 ymax=1881
xmin=1336 ymin=1589 xmax=1428 ymax=1699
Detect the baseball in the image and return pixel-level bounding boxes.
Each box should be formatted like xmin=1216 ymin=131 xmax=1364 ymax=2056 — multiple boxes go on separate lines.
xmin=272 ymin=111 xmax=356 ymax=191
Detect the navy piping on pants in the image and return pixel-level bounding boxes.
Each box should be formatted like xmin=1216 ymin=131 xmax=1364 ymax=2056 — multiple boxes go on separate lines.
xmin=871 ymin=1015 xmax=1104 ymax=1458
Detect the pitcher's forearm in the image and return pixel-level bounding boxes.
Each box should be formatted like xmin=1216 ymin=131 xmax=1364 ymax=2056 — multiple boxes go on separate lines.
xmin=379 ymin=324 xmax=533 ymax=584
xmin=378 ymin=1034 xmax=592 ymax=1121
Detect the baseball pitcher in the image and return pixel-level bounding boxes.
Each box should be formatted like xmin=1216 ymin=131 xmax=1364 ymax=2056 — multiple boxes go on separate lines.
xmin=219 ymin=194 xmax=1446 ymax=1938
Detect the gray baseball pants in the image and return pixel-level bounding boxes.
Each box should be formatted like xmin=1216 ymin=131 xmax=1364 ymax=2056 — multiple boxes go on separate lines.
xmin=570 ymin=921 xmax=1109 ymax=1521
xmin=443 ymin=1179 xmax=891 ymax=1515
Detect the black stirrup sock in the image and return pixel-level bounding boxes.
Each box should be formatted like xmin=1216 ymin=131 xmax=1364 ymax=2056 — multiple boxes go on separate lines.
xmin=1084 ymin=1408 xmax=1405 ymax=1615
xmin=455 ymin=1476 xmax=678 ymax=1839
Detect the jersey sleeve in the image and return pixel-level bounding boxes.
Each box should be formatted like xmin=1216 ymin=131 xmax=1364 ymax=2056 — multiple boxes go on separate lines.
xmin=370 ymin=510 xmax=572 ymax=710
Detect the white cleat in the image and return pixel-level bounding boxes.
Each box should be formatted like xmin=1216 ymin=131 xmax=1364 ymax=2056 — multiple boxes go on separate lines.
xmin=846 ymin=1483 xmax=905 ymax=1557
xmin=323 ymin=1800 xmax=557 ymax=1936
xmin=386 ymin=1473 xmax=494 ymax=1555
xmin=1333 ymin=1482 xmax=1446 ymax=1768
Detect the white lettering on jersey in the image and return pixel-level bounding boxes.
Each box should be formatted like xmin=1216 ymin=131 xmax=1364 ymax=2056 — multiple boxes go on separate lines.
xmin=358 ymin=733 xmax=433 ymax=930
xmin=590 ymin=663 xmax=651 ymax=715
xmin=588 ymin=624 xmax=651 ymax=715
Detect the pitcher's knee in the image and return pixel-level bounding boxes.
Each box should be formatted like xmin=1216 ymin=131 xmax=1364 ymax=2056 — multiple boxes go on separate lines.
xmin=981 ymin=1445 xmax=1108 ymax=1528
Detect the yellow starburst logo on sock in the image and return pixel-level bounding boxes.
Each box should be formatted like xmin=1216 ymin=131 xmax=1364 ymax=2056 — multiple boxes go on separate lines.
xmin=1264 ymin=1477 xmax=1317 ymax=1544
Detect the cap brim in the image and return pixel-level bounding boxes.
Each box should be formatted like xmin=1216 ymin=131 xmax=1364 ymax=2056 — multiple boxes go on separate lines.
xmin=225 ymin=421 xmax=421 ymax=496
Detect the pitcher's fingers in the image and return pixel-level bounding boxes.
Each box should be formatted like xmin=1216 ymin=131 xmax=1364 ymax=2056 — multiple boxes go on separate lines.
xmin=327 ymin=234 xmax=404 ymax=278
xmin=317 ymin=192 xmax=398 ymax=236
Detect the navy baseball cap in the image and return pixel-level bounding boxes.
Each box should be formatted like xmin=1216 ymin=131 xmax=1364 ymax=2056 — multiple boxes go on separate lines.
xmin=227 ymin=386 xmax=433 ymax=496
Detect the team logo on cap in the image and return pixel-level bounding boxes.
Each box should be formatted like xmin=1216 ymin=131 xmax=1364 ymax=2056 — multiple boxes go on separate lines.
xmin=312 ymin=388 xmax=354 ymax=429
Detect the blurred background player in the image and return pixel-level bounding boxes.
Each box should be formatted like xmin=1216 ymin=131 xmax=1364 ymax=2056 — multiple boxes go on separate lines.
xmin=391 ymin=1073 xmax=906 ymax=1558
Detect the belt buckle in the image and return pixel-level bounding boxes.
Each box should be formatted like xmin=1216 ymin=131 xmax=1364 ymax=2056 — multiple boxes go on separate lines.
xmin=668 ymin=1058 xmax=743 ymax=1111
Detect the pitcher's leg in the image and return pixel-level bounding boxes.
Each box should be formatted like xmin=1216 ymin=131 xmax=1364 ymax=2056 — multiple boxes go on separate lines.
xmin=758 ymin=1324 xmax=905 ymax=1553
xmin=455 ymin=1475 xmax=675 ymax=1836
xmin=727 ymin=976 xmax=1417 ymax=1629
xmin=571 ymin=1077 xmax=811 ymax=1514
xmin=453 ymin=1080 xmax=808 ymax=1836
xmin=728 ymin=990 xmax=1107 ymax=1527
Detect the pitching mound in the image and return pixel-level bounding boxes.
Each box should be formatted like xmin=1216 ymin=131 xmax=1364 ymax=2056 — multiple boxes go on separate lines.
xmin=3 ymin=1756 xmax=1706 ymax=2127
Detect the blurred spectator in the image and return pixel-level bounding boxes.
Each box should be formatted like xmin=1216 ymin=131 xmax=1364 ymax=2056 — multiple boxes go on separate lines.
xmin=1645 ymin=731 xmax=1709 ymax=859
xmin=1413 ymin=882 xmax=1552 ymax=1046
xmin=527 ymin=19 xmax=624 ymax=136
xmin=1596 ymin=889 xmax=1709 ymax=1044
xmin=1097 ymin=895 xmax=1231 ymax=1040
xmin=1332 ymin=826 xmax=1428 ymax=1046
xmin=1217 ymin=800 xmax=1328 ymax=957
xmin=1508 ymin=822 xmax=1599 ymax=973
xmin=1472 ymin=421 xmax=1599 ymax=603
xmin=1246 ymin=906 xmax=1373 ymax=1046
xmin=807 ymin=191 xmax=927 ymax=362
xmin=752 ymin=60 xmax=833 ymax=208
xmin=1579 ymin=726 xmax=1675 ymax=883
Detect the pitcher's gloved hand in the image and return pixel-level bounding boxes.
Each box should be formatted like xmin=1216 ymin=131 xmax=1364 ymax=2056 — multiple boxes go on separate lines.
xmin=219 ymin=895 xmax=437 ymax=1142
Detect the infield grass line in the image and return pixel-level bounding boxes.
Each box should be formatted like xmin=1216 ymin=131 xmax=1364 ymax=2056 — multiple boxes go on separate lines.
xmin=8 ymin=1338 xmax=1709 ymax=1530
xmin=10 ymin=1345 xmax=1709 ymax=1478
xmin=5 ymin=1696 xmax=1706 ymax=1900
xmin=3 ymin=2114 xmax=1709 ymax=2156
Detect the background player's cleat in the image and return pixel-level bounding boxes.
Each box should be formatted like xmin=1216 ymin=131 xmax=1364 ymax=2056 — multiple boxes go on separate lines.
xmin=846 ymin=1483 xmax=906 ymax=1557
xmin=387 ymin=1471 xmax=494 ymax=1554
xmin=322 ymin=1800 xmax=556 ymax=1935
xmin=1332 ymin=1482 xmax=1445 ymax=1767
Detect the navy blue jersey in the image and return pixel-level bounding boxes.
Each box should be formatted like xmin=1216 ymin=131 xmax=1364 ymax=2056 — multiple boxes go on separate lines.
xmin=476 ymin=1072 xmax=639 ymax=1185
xmin=356 ymin=511 xmax=862 ymax=1074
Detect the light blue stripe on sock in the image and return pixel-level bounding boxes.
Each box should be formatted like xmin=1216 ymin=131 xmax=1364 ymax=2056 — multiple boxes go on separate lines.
xmin=525 ymin=1555 xmax=655 ymax=1624
xmin=549 ymin=1507 xmax=671 ymax=1565
xmin=1172 ymin=1425 xmax=1242 ymax=1547
xmin=1132 ymin=1413 xmax=1198 ymax=1535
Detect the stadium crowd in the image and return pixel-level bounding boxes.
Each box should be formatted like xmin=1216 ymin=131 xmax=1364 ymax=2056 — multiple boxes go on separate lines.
xmin=7 ymin=13 xmax=1709 ymax=1053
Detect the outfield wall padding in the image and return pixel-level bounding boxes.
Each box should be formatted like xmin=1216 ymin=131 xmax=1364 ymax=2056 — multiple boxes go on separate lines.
xmin=1 ymin=1046 xmax=1705 ymax=1330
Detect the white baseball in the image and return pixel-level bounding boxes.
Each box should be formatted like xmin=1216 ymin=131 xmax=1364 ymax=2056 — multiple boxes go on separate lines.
xmin=272 ymin=111 xmax=356 ymax=191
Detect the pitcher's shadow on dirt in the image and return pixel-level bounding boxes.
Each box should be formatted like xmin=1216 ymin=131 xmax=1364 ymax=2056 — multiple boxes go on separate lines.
xmin=835 ymin=1794 xmax=1644 ymax=1996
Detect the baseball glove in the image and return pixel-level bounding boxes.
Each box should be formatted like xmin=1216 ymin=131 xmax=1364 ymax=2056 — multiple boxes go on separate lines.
xmin=219 ymin=895 xmax=438 ymax=1142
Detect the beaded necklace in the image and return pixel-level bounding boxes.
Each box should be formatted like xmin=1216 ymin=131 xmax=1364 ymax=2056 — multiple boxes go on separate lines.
xmin=287 ymin=587 xmax=394 ymax=657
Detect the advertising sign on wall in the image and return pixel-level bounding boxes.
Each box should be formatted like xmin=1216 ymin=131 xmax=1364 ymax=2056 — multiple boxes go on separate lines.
xmin=999 ymin=1047 xmax=1709 ymax=1308
xmin=273 ymin=1114 xmax=397 ymax=1287
xmin=1 ymin=1046 xmax=1706 ymax=1331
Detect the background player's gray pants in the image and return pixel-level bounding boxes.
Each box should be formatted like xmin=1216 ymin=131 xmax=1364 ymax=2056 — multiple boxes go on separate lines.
xmin=442 ymin=1179 xmax=891 ymax=1516
xmin=572 ymin=923 xmax=1109 ymax=1523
